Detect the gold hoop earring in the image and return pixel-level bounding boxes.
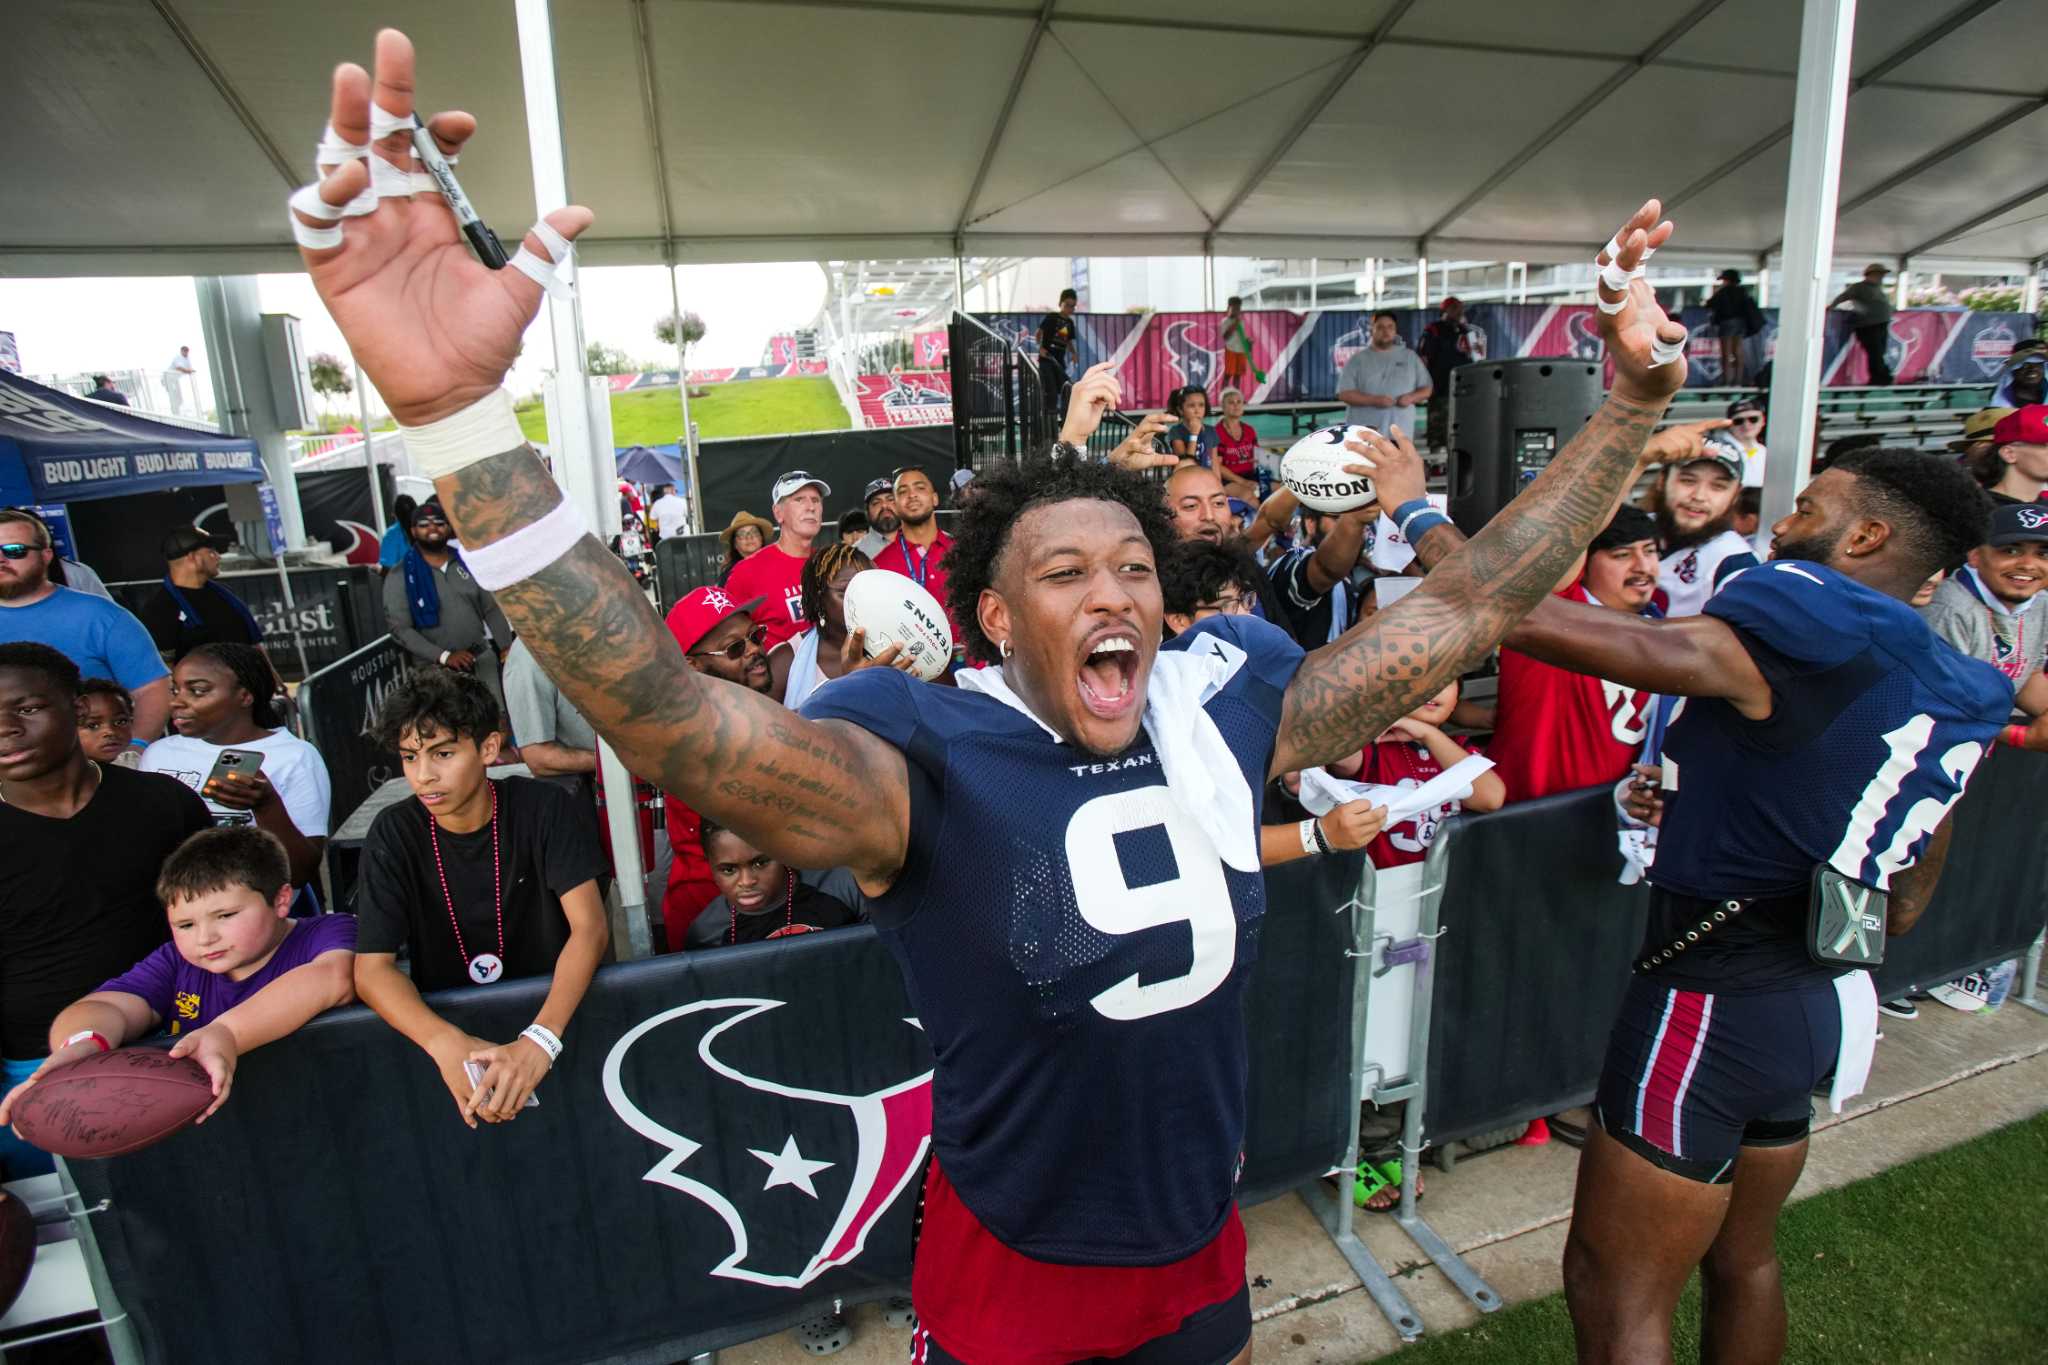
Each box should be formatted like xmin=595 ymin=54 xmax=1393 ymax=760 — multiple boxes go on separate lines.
xmin=999 ymin=639 xmax=1013 ymax=660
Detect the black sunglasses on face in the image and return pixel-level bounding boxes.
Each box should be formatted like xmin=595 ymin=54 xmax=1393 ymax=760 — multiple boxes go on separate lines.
xmin=689 ymin=624 xmax=769 ymax=661
xmin=0 ymin=543 xmax=44 ymax=560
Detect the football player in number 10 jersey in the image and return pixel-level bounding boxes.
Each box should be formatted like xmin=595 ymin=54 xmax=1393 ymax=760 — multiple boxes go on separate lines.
xmin=1414 ymin=446 xmax=2010 ymax=1363
xmin=289 ymin=42 xmax=1695 ymax=1362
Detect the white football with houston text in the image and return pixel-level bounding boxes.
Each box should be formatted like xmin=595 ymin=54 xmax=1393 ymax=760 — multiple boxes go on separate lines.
xmin=842 ymin=570 xmax=953 ymax=681
xmin=1280 ymin=424 xmax=1380 ymax=513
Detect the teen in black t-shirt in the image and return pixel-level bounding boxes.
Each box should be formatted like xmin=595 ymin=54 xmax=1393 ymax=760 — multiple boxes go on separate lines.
xmin=684 ymin=821 xmax=863 ymax=949
xmin=0 ymin=644 xmax=211 ymax=1176
xmin=353 ymin=670 xmax=609 ymax=1128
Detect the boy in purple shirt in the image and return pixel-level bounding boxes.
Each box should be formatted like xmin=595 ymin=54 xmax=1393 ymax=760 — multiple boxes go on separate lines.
xmin=0 ymin=827 xmax=355 ymax=1127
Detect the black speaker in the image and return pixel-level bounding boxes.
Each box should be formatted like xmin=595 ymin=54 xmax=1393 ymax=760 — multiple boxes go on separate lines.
xmin=1446 ymin=358 xmax=1603 ymax=533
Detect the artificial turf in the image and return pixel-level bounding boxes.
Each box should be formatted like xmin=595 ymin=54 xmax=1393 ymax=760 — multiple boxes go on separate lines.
xmin=1379 ymin=1109 xmax=2048 ymax=1363
xmin=515 ymin=376 xmax=851 ymax=446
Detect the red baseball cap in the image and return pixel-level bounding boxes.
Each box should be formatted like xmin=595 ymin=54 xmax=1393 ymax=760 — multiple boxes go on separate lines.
xmin=1992 ymin=404 xmax=2048 ymax=447
xmin=665 ymin=585 xmax=764 ymax=653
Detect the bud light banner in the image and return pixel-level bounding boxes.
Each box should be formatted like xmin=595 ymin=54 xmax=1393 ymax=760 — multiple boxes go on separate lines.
xmin=960 ymin=306 xmax=2033 ymax=412
xmin=69 ymin=856 xmax=1359 ymax=1364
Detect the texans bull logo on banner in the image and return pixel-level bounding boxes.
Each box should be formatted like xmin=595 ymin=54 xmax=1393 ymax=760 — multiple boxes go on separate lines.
xmin=1162 ymin=319 xmax=1219 ymax=391
xmin=603 ymin=998 xmax=934 ymax=1288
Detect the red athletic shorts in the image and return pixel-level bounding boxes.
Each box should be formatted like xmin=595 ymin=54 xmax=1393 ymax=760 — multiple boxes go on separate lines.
xmin=910 ymin=1161 xmax=1248 ymax=1364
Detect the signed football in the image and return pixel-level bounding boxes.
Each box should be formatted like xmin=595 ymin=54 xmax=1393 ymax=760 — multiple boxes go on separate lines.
xmin=8 ymin=1048 xmax=213 ymax=1160
xmin=842 ymin=570 xmax=953 ymax=681
xmin=1280 ymin=424 xmax=1380 ymax=513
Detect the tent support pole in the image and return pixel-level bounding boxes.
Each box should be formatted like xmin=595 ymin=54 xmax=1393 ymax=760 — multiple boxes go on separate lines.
xmin=355 ymin=359 xmax=383 ymax=536
xmin=668 ymin=262 xmax=703 ymax=535
xmin=1762 ymin=0 xmax=1857 ymax=534
xmin=515 ymin=0 xmax=652 ymax=961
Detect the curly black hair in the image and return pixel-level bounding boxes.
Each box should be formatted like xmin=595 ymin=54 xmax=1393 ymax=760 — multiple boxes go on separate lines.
xmin=185 ymin=642 xmax=283 ymax=728
xmin=1159 ymin=538 xmax=1265 ymax=620
xmin=944 ymin=456 xmax=1177 ymax=664
xmin=1830 ymin=446 xmax=1994 ymax=576
xmin=370 ymin=666 xmax=501 ymax=750
xmin=0 ymin=642 xmax=80 ymax=700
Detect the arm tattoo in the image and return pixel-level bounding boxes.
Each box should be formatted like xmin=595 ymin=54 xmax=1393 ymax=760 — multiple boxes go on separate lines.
xmin=1274 ymin=397 xmax=1663 ymax=775
xmin=432 ymin=447 xmax=907 ymax=876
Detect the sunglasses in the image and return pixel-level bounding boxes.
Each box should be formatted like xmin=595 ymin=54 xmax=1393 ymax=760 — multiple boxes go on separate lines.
xmin=412 ymin=511 xmax=450 ymax=526
xmin=0 ymin=543 xmax=45 ymax=560
xmin=1731 ymin=414 xmax=1764 ymax=424
xmin=689 ymin=624 xmax=768 ymax=661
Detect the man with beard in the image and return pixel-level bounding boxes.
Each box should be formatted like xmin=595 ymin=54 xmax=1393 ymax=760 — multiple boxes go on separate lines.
xmin=1656 ymin=440 xmax=1757 ymax=616
xmin=1441 ymin=449 xmax=2008 ymax=1362
xmin=1162 ymin=463 xmax=1323 ymax=631
xmin=0 ymin=508 xmax=170 ymax=745
xmin=287 ymin=41 xmax=1687 ymax=1354
xmin=723 ymin=470 xmax=828 ymax=650
xmin=382 ymin=497 xmax=514 ymax=715
xmin=871 ymin=465 xmax=957 ymax=642
xmin=1338 ymin=312 xmax=1432 ymax=440
xmin=854 ymin=476 xmax=898 ymax=559
xmin=658 ymin=585 xmax=775 ymax=952
xmin=1486 ymin=505 xmax=1667 ymax=804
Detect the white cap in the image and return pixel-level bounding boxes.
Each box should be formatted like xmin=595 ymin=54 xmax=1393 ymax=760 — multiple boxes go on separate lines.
xmin=771 ymin=470 xmax=831 ymax=504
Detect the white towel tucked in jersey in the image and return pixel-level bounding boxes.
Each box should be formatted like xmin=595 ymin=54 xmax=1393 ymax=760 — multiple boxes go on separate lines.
xmin=959 ymin=644 xmax=1261 ymax=873
xmin=1828 ymin=970 xmax=1879 ymax=1113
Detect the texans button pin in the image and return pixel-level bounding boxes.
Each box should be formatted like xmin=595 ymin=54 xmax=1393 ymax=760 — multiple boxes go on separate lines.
xmin=468 ymin=953 xmax=504 ymax=985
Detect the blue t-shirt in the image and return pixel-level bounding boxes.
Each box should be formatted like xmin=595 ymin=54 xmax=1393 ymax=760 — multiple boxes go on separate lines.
xmin=376 ymin=523 xmax=410 ymax=569
xmin=1651 ymin=562 xmax=2012 ymax=989
xmin=99 ymin=913 xmax=356 ymax=1035
xmin=802 ymin=615 xmax=1304 ymax=1266
xmin=1167 ymin=422 xmax=1220 ymax=468
xmin=0 ymin=588 xmax=167 ymax=692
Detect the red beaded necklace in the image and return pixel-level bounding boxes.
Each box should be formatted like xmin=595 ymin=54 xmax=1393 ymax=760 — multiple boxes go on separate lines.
xmin=729 ymin=869 xmax=796 ymax=945
xmin=427 ymin=782 xmax=505 ymax=984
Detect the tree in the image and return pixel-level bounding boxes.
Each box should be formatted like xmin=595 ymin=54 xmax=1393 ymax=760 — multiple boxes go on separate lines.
xmin=307 ymin=352 xmax=353 ymax=405
xmin=655 ymin=310 xmax=707 ymax=350
xmin=584 ymin=341 xmax=639 ymax=375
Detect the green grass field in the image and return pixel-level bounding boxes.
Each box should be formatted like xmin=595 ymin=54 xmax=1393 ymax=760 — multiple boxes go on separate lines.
xmin=514 ymin=377 xmax=851 ymax=447
xmin=1382 ymin=1111 xmax=2048 ymax=1363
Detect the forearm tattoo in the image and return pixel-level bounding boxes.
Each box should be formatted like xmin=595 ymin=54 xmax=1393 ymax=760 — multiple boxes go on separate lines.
xmin=1275 ymin=397 xmax=1663 ymax=774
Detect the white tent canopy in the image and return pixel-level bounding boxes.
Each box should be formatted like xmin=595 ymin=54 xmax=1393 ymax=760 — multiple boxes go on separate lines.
xmin=7 ymin=0 xmax=2046 ymax=276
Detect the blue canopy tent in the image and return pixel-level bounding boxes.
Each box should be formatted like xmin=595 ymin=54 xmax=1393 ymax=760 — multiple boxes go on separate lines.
xmin=0 ymin=368 xmax=262 ymax=505
xmin=613 ymin=443 xmax=684 ymax=489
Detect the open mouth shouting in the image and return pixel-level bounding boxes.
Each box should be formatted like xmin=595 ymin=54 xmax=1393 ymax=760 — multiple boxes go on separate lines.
xmin=1077 ymin=630 xmax=1141 ymax=720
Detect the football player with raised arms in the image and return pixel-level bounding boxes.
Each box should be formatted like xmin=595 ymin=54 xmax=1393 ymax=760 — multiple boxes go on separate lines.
xmin=1393 ymin=443 xmax=2009 ymax=1361
xmin=290 ymin=31 xmax=1691 ymax=1362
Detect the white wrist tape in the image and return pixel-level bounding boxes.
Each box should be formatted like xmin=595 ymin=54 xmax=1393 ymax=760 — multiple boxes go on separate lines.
xmin=510 ymin=220 xmax=575 ymax=300
xmin=399 ymin=389 xmax=529 ymax=480
xmin=462 ymin=496 xmax=589 ymax=591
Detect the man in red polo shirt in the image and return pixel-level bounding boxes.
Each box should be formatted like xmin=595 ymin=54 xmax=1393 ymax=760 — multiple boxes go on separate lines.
xmin=1487 ymin=505 xmax=1667 ymax=803
xmin=722 ymin=470 xmax=828 ymax=649
xmin=871 ymin=465 xmax=958 ymax=641
xmin=656 ymin=586 xmax=776 ymax=951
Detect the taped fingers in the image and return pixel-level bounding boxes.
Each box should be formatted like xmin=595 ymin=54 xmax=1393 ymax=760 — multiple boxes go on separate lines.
xmin=509 ymin=218 xmax=580 ymax=300
xmin=288 ymin=161 xmax=368 ymax=252
xmin=1649 ymin=326 xmax=1687 ymax=368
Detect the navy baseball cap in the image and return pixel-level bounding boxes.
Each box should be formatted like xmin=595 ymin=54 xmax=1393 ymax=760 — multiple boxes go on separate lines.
xmin=1987 ymin=502 xmax=2048 ymax=546
xmin=863 ymin=477 xmax=893 ymax=503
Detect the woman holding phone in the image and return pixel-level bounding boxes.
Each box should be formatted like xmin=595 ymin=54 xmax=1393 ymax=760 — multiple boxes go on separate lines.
xmin=140 ymin=643 xmax=331 ymax=902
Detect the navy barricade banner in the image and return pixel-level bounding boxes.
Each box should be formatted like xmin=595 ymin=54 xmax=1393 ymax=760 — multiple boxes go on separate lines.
xmin=69 ymin=852 xmax=1361 ymax=1364
xmin=297 ymin=633 xmax=409 ymax=821
xmin=1423 ymin=748 xmax=2048 ymax=1149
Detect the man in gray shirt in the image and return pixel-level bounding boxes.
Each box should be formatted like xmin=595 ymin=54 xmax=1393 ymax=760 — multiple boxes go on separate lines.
xmin=1337 ymin=312 xmax=1432 ymax=437
xmin=1921 ymin=502 xmax=2048 ymax=701
xmin=380 ymin=497 xmax=514 ymax=713
xmin=502 ymin=637 xmax=598 ymax=798
xmin=1829 ymin=263 xmax=1895 ymax=386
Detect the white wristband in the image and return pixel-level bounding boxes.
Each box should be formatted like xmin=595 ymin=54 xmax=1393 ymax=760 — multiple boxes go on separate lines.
xmin=1299 ymin=818 xmax=1320 ymax=857
xmin=461 ymin=496 xmax=590 ymax=591
xmin=399 ymin=388 xmax=528 ymax=480
xmin=520 ymin=1023 xmax=562 ymax=1064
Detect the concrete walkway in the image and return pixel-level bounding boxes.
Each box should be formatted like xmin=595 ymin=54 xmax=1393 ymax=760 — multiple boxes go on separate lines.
xmin=719 ymin=994 xmax=2048 ymax=1364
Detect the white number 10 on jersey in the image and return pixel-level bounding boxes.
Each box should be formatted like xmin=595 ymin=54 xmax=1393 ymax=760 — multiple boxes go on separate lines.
xmin=1065 ymin=787 xmax=1237 ymax=1021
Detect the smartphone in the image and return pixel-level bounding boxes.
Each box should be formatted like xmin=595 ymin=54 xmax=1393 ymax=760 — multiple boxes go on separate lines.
xmin=204 ymin=748 xmax=264 ymax=789
xmin=464 ymin=1059 xmax=540 ymax=1109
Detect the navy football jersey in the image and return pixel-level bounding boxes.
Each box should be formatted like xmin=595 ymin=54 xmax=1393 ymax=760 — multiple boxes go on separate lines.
xmin=1651 ymin=561 xmax=2012 ymax=988
xmin=800 ymin=614 xmax=1304 ymax=1266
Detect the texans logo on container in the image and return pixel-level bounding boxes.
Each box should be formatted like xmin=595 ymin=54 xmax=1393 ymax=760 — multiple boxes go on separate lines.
xmin=1163 ymin=320 xmax=1218 ymax=390
xmin=1972 ymin=321 xmax=2017 ymax=378
xmin=604 ymin=999 xmax=933 ymax=1288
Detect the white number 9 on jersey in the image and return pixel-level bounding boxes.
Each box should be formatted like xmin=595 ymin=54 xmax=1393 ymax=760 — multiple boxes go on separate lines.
xmin=1064 ymin=787 xmax=1237 ymax=1021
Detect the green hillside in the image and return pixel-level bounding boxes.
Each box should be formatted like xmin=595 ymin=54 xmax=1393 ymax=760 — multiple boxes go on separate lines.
xmin=514 ymin=377 xmax=851 ymax=447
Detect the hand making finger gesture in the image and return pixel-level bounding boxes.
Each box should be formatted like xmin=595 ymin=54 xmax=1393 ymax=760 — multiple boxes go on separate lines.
xmin=289 ymin=29 xmax=593 ymax=426
xmin=1643 ymin=417 xmax=1736 ymax=470
xmin=1058 ymin=362 xmax=1127 ymax=448
xmin=1595 ymin=199 xmax=1690 ymax=407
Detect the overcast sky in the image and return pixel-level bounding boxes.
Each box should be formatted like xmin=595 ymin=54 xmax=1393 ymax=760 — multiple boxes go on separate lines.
xmin=0 ymin=261 xmax=828 ymax=417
